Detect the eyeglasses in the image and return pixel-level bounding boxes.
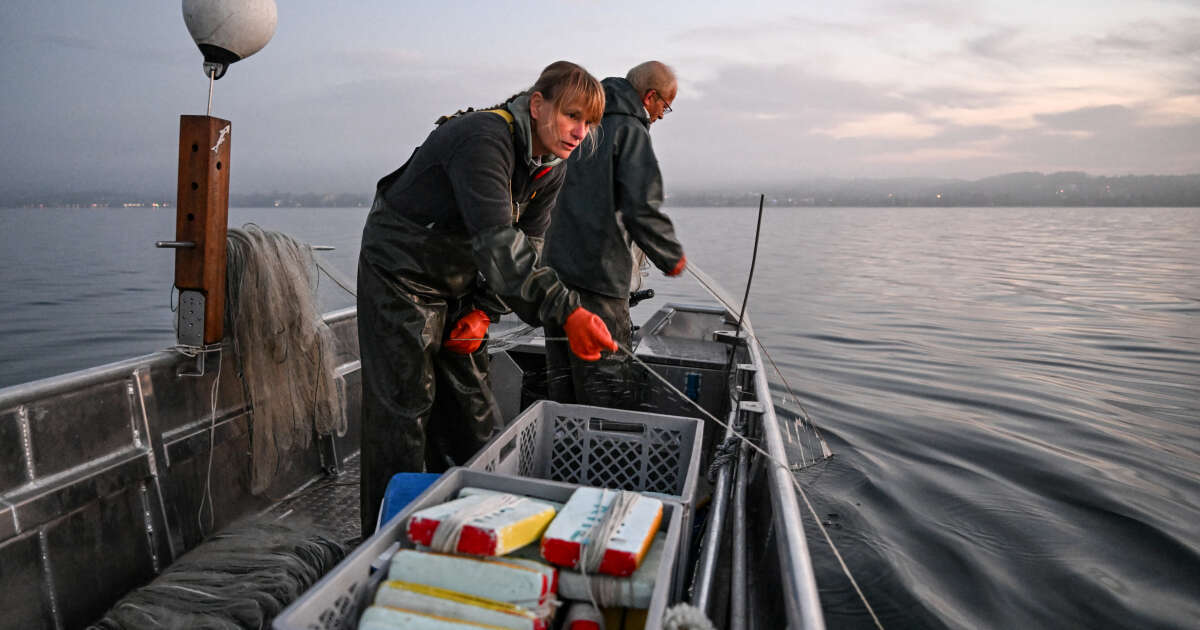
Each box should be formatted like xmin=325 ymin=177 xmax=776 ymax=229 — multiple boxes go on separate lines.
xmin=652 ymin=90 xmax=673 ymax=115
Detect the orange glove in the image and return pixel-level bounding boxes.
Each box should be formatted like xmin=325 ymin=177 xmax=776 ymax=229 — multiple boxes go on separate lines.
xmin=563 ymin=307 xmax=618 ymax=361
xmin=668 ymin=254 xmax=687 ymax=277
xmin=444 ymin=309 xmax=489 ymax=354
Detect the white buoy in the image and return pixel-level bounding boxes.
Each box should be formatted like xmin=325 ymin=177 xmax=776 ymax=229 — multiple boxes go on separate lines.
xmin=182 ymin=0 xmax=277 ymax=79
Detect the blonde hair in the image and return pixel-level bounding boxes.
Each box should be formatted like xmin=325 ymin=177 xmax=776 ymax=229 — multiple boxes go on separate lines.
xmin=436 ymin=62 xmax=604 ymax=128
xmin=531 ymin=60 xmax=605 ymax=125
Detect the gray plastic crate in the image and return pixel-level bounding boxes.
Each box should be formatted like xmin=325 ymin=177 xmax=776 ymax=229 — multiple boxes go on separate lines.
xmin=273 ymin=468 xmax=684 ymax=630
xmin=467 ymin=401 xmax=703 ymax=508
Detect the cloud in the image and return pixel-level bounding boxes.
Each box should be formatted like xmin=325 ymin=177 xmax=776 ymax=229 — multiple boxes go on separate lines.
xmin=1035 ymin=105 xmax=1138 ymax=131
xmin=1093 ymin=18 xmax=1200 ymax=58
xmin=814 ymin=113 xmax=942 ymax=139
xmin=5 ymin=1 xmax=1199 ymax=198
xmin=673 ymin=14 xmax=878 ymax=46
xmin=964 ymin=27 xmax=1024 ymax=63
xmin=1140 ymin=95 xmax=1200 ymax=126
xmin=865 ymin=143 xmax=1011 ymax=164
xmin=872 ymin=0 xmax=981 ymax=27
xmin=653 ymin=54 xmax=1200 ymax=189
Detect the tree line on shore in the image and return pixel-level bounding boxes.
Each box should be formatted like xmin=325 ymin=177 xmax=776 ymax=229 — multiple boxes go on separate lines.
xmin=668 ymin=172 xmax=1200 ymax=207
xmin=6 ymin=172 xmax=1199 ymax=208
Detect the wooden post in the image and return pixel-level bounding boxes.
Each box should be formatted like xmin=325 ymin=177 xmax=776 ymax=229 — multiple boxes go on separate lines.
xmin=174 ymin=115 xmax=231 ymax=346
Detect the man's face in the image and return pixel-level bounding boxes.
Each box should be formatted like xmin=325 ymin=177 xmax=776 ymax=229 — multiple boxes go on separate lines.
xmin=643 ymin=86 xmax=676 ymax=125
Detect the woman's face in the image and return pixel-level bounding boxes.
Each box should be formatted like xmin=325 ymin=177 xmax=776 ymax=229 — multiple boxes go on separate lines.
xmin=529 ymin=92 xmax=590 ymax=160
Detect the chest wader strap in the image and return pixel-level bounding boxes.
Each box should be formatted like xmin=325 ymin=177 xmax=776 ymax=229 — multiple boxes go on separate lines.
xmin=483 ymin=108 xmax=515 ymax=133
xmin=481 ymin=109 xmax=526 ymax=223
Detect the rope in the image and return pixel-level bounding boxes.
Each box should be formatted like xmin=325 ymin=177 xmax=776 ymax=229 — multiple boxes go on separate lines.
xmin=196 ymin=347 xmax=222 ymax=537
xmin=619 ymin=342 xmax=884 ymax=630
xmin=677 ymin=261 xmax=872 ymax=629
xmin=313 ymin=256 xmax=357 ymax=297
xmin=309 ymin=256 xmax=540 ymax=352
xmin=428 ymin=494 xmax=522 ymax=553
xmin=578 ymin=489 xmax=639 ymax=612
xmin=577 ymin=572 xmax=632 ymax=609
xmin=707 ymin=437 xmax=739 ymax=483
xmin=662 ymin=602 xmax=718 ymax=630
xmin=684 ymin=263 xmax=831 ymax=463
xmin=755 ymin=338 xmax=832 ymax=461
xmin=303 ymin=232 xmax=860 ymax=621
xmin=580 ymin=490 xmax=637 ymax=572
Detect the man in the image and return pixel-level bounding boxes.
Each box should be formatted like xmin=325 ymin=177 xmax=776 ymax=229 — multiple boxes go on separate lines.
xmin=543 ymin=60 xmax=687 ymax=408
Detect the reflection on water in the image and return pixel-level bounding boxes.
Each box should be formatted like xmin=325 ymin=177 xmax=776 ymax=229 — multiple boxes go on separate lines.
xmin=2 ymin=205 xmax=1198 ymax=628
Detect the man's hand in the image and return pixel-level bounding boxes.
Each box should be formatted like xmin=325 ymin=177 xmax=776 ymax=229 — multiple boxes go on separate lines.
xmin=668 ymin=254 xmax=687 ymax=276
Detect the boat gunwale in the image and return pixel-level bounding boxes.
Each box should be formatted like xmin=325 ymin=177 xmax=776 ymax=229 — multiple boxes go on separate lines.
xmin=0 ymin=306 xmax=358 ymax=407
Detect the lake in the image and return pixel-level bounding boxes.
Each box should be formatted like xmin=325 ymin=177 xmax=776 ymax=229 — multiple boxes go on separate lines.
xmin=1 ymin=205 xmax=1197 ymax=628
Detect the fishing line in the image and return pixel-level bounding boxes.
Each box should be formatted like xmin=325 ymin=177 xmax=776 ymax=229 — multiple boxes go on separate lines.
xmin=312 ymin=255 xmax=545 ymax=354
xmin=754 ymin=339 xmax=831 ymax=461
xmin=533 ymin=331 xmax=870 ymax=624
xmin=313 ymin=256 xmax=357 ymax=298
xmin=615 ymin=342 xmax=884 ymax=630
xmin=198 ymin=347 xmax=222 ymax=536
xmin=660 ymin=196 xmax=872 ymax=624
xmin=304 ymin=228 xmax=868 ymax=620
xmin=685 ymin=252 xmax=831 ymax=465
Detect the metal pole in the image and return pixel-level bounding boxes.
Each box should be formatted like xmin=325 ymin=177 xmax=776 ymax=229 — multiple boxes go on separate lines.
xmin=206 ymin=67 xmax=215 ymax=116
xmin=730 ymin=440 xmax=750 ymax=630
xmin=753 ymin=344 xmax=825 ymax=629
xmin=692 ymin=410 xmax=737 ymax=615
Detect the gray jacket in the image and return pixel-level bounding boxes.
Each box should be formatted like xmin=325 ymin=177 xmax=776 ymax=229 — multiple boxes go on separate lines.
xmin=545 ymin=77 xmax=685 ymax=299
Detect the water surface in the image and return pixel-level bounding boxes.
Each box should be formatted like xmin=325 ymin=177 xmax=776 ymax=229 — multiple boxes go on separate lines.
xmin=1 ymin=205 xmax=1197 ymax=628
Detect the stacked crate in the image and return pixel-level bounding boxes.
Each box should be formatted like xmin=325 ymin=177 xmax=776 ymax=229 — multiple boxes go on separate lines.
xmin=273 ymin=403 xmax=704 ymax=630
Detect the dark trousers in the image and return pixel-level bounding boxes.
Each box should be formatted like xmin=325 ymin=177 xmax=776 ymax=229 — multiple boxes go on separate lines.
xmin=545 ymin=287 xmax=634 ymax=408
xmin=356 ymin=258 xmax=499 ymax=535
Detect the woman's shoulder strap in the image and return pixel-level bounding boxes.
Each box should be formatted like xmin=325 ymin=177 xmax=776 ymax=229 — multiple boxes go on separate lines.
xmin=434 ymin=108 xmax=514 ymax=136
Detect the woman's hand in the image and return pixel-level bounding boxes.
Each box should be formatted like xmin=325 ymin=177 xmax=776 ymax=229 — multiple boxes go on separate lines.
xmin=444 ymin=309 xmax=490 ymax=354
xmin=563 ymin=307 xmax=618 ymax=361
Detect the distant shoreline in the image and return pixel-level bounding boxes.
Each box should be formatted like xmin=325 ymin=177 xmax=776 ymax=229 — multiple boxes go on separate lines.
xmin=6 ymin=171 xmax=1200 ymax=209
xmin=8 ymin=203 xmax=1199 ymax=210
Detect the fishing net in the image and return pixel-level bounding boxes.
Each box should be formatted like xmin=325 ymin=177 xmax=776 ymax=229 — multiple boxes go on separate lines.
xmin=225 ymin=225 xmax=347 ymax=494
xmin=89 ymin=519 xmax=347 ymax=630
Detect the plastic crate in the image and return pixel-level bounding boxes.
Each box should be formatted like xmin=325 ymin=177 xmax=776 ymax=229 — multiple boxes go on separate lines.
xmin=273 ymin=468 xmax=685 ymax=630
xmin=467 ymin=401 xmax=703 ymax=508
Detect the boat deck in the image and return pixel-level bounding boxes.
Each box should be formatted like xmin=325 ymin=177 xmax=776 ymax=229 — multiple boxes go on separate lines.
xmin=265 ymin=455 xmax=363 ymax=546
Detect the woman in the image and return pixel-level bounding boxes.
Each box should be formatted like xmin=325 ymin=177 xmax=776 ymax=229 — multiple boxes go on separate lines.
xmin=356 ymin=61 xmax=616 ymax=533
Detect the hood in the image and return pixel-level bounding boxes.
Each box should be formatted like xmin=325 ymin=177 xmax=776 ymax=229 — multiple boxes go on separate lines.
xmin=505 ymin=93 xmax=563 ymax=171
xmin=601 ymin=77 xmax=650 ymax=127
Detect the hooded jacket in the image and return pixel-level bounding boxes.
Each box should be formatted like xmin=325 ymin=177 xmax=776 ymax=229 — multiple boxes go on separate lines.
xmin=544 ymin=77 xmax=685 ymax=299
xmin=360 ymin=94 xmax=578 ymax=326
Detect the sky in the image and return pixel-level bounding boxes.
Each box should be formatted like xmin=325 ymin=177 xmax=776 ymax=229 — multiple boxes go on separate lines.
xmin=1 ymin=0 xmax=1197 ymax=197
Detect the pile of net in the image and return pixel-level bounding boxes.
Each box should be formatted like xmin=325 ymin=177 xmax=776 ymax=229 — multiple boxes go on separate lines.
xmin=225 ymin=225 xmax=347 ymax=494
xmin=90 ymin=519 xmax=347 ymax=629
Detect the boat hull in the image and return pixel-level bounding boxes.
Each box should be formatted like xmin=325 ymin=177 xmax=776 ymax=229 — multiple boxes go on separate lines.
xmin=1 ymin=301 xmax=825 ymax=629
